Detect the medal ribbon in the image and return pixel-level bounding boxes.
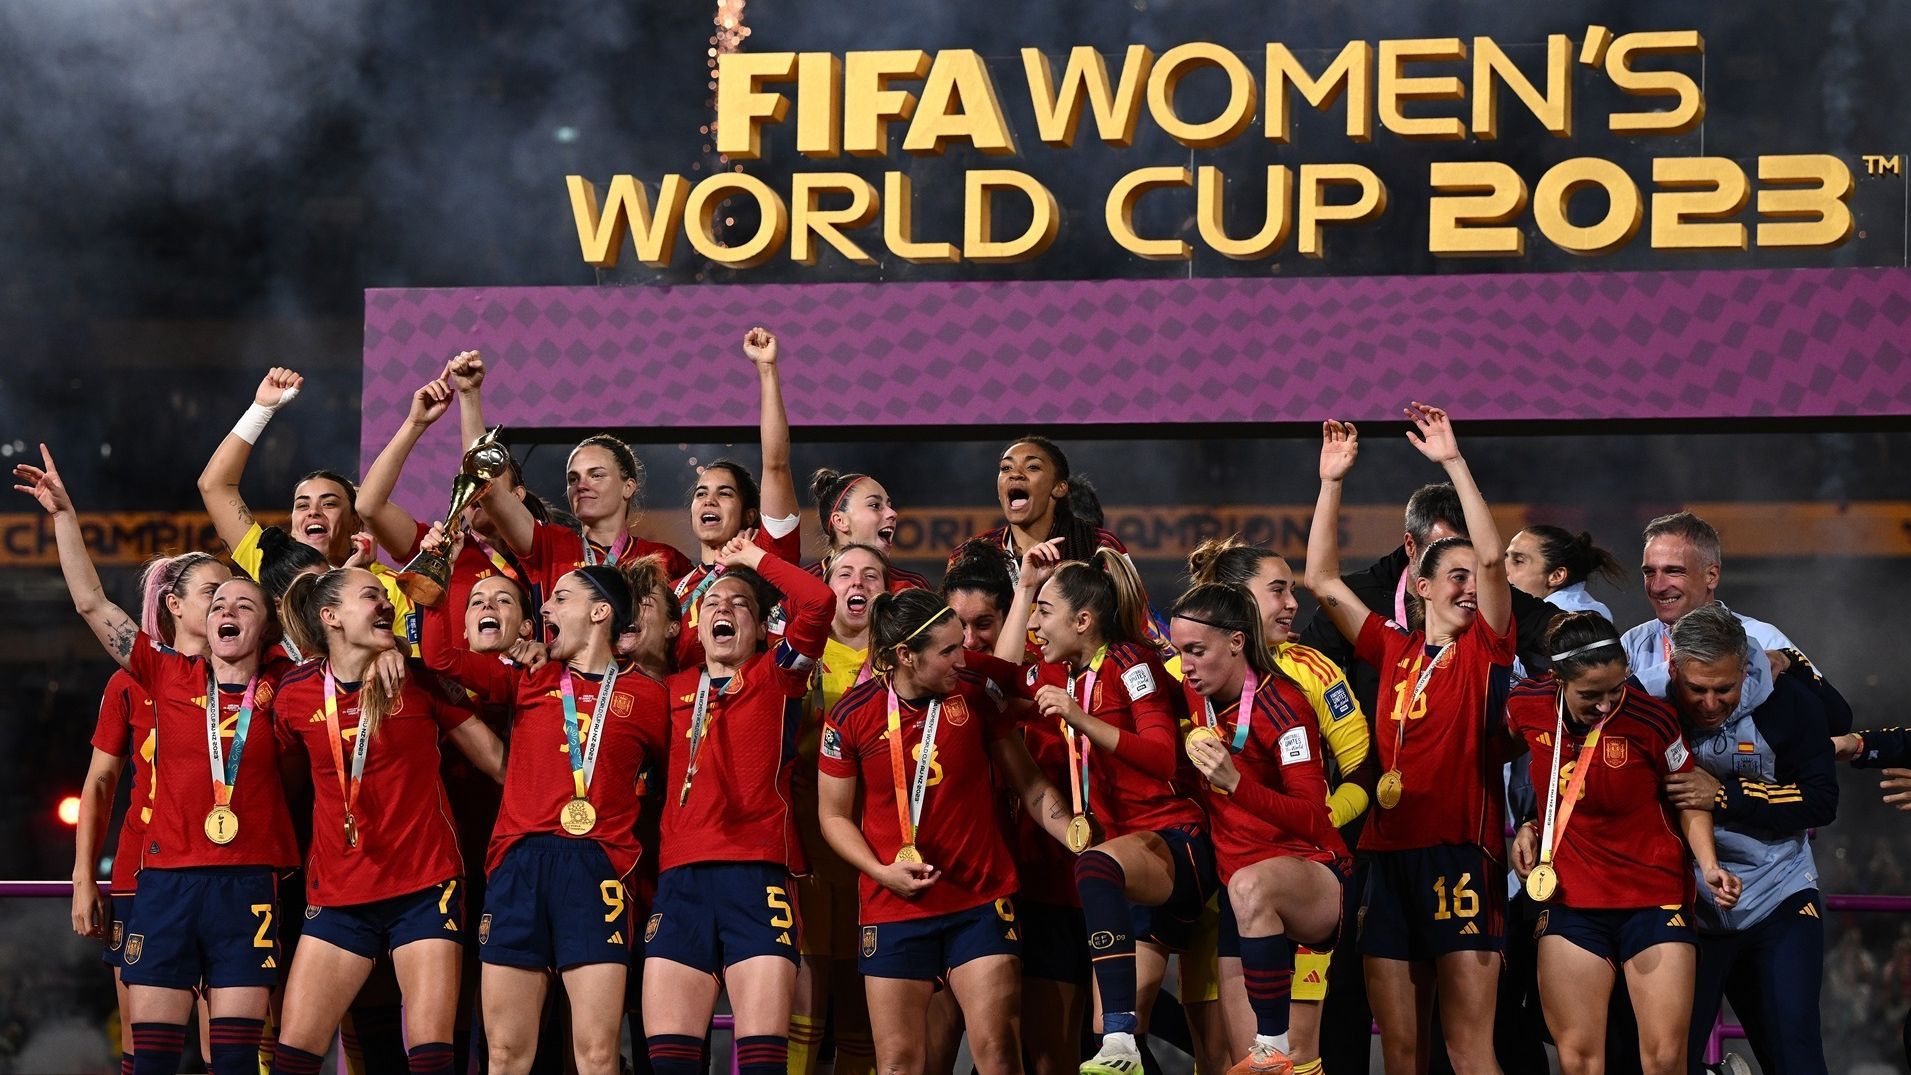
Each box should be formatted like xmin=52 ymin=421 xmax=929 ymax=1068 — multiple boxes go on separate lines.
xmin=1387 ymin=643 xmax=1449 ymax=774
xmin=680 ymin=564 xmax=728 ymax=613
xmin=1202 ymin=667 xmax=1259 ymax=754
xmin=204 ymin=669 xmax=259 ymax=809
xmin=1063 ymin=647 xmax=1109 ymax=817
xmin=322 ymin=669 xmax=373 ymax=841
xmin=469 ymin=529 xmax=523 ymax=585
xmin=679 ymin=671 xmax=716 ymax=805
xmin=560 ymin=664 xmax=618 ymax=799
xmin=885 ymin=687 xmax=942 ymax=848
xmin=582 ymin=527 xmax=631 ymax=567
xmin=1536 ymin=688 xmax=1621 ymax=871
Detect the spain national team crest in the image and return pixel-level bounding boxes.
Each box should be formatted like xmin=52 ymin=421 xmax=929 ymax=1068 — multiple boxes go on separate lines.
xmin=305 ymin=906 xmax=320 ymax=920
xmin=1533 ymin=911 xmax=1549 ymax=939
xmin=123 ymin=933 xmax=143 ymax=965
xmin=1603 ymin=736 xmax=1630 ymax=769
xmin=109 ymin=921 xmax=123 ymax=951
xmin=611 ymin=692 xmax=633 ymax=718
xmin=942 ymin=696 xmax=970 ymax=728
xmin=479 ymin=914 xmax=492 ymax=944
xmin=388 ymin=692 xmax=406 ymax=716
xmin=646 ymin=913 xmax=662 ymax=944
xmin=255 ymin=682 xmax=275 ymax=708
xmin=861 ymin=925 xmax=878 ymax=958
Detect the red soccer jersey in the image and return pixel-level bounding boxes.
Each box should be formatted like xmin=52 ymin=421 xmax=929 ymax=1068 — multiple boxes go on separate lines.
xmin=484 ymin=662 xmax=669 ymax=878
xmin=804 ymin=557 xmax=930 ymax=594
xmin=125 ymin=636 xmax=299 ymax=873
xmin=1355 ymin=612 xmax=1515 ymax=856
xmin=820 ymin=669 xmax=1021 ymax=924
xmin=90 ymin=670 xmax=157 ymax=894
xmin=272 ymin=663 xmax=478 ymax=905
xmin=658 ymin=553 xmax=835 ymax=873
xmin=1506 ymin=677 xmax=1696 ymax=909
xmin=523 ymin=520 xmax=693 ymax=616
xmin=1026 ymin=643 xmax=1201 ymax=837
xmin=670 ymin=526 xmax=804 ymax=669
xmin=1182 ymin=674 xmax=1347 ymax=883
xmin=417 ymin=596 xmax=515 ymax=878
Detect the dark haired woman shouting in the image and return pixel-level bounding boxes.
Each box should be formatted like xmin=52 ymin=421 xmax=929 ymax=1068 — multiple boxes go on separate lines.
xmin=964 ymin=436 xmax=1125 ymax=585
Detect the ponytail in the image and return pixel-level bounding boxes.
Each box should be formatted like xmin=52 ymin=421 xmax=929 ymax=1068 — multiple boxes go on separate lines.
xmin=1044 ymin=549 xmax=1154 ymax=651
xmin=809 ymin=467 xmax=869 ymax=551
xmin=139 ymin=551 xmax=220 ymax=645
xmin=1186 ymin=534 xmax=1279 ymax=589
xmin=1522 ymin=525 xmax=1625 ymax=588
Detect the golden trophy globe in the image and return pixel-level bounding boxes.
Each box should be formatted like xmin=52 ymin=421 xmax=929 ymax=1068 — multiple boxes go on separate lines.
xmin=397 ymin=427 xmax=511 ymax=606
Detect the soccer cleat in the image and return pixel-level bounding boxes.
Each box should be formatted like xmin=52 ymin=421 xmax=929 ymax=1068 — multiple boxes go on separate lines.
xmin=1078 ymin=1038 xmax=1144 ymax=1075
xmin=1225 ymin=1042 xmax=1295 ymax=1075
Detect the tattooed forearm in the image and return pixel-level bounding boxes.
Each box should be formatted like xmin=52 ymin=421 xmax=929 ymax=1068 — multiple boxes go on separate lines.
xmin=109 ymin=622 xmax=136 ymax=660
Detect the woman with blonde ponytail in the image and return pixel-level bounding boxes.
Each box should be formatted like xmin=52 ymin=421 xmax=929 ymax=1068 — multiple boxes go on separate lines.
xmin=266 ymin=566 xmax=507 ymax=1075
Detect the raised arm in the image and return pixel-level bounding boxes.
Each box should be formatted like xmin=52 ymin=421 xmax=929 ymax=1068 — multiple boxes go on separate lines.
xmin=356 ymin=377 xmax=453 ymax=558
xmin=197 ymin=368 xmax=303 ymax=554
xmin=446 ymin=350 xmax=489 ymax=453
xmin=743 ymin=328 xmax=798 ymax=531
xmin=1303 ymin=421 xmax=1375 ymax=644
xmin=992 ymin=538 xmax=1062 ymax=665
xmin=1404 ymin=402 xmax=1510 ymax=637
xmin=13 ymin=445 xmax=138 ymax=666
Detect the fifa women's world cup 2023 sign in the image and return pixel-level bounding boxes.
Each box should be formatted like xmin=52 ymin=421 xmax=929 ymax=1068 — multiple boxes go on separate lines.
xmin=566 ymin=30 xmax=1863 ymax=270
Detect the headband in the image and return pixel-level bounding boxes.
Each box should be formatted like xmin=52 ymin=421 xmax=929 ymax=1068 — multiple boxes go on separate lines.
xmin=1550 ymin=637 xmax=1623 ymax=663
xmin=901 ymin=605 xmax=955 ymax=644
xmin=830 ymin=473 xmax=871 ymax=521
xmin=1174 ymin=613 xmax=1250 ymax=635
xmin=573 ymin=565 xmax=635 ymax=632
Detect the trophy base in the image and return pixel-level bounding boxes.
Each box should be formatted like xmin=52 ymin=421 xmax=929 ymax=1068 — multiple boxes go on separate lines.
xmin=397 ymin=570 xmax=447 ymax=608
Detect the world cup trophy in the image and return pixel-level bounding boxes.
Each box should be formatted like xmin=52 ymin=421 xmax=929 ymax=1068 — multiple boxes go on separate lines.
xmin=396 ymin=427 xmax=511 ymax=606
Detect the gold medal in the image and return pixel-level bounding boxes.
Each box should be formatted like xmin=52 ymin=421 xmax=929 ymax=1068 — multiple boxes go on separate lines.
xmin=204 ymin=805 xmax=239 ymax=845
xmin=1185 ymin=725 xmax=1221 ymax=750
xmin=894 ymin=843 xmax=922 ymax=865
xmin=1377 ymin=769 xmax=1404 ymax=809
xmin=560 ymin=797 xmax=597 ymax=836
xmin=1066 ymin=813 xmax=1094 ymax=853
xmin=343 ymin=812 xmax=359 ymax=849
xmin=1525 ymin=863 xmax=1559 ymax=902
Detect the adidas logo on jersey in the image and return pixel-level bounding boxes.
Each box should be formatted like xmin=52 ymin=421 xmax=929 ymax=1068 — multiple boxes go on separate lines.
xmin=608 ymin=931 xmax=625 ymax=945
xmin=1459 ymin=922 xmax=1480 ymax=936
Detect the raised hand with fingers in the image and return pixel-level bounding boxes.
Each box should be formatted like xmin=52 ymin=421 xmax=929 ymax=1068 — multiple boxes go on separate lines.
xmin=444 ymin=350 xmax=486 ymax=393
xmin=1403 ymin=401 xmax=1460 ymax=463
xmin=13 ymin=443 xmax=73 ymax=515
xmin=408 ymin=378 xmax=453 ymax=427
xmin=715 ymin=531 xmax=767 ymax=571
xmin=255 ymin=366 xmax=304 ymax=409
xmin=742 ymin=326 xmax=778 ymax=367
xmin=1019 ymin=536 xmax=1065 ymax=591
xmin=1318 ymin=421 xmax=1359 ymax=482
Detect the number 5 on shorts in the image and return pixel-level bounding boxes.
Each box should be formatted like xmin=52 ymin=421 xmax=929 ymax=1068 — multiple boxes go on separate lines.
xmin=1431 ymin=873 xmax=1479 ymax=921
xmin=766 ymin=886 xmax=794 ymax=929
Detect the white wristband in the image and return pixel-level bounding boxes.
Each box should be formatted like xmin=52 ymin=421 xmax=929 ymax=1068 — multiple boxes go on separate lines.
xmin=231 ymin=386 xmax=296 ymax=446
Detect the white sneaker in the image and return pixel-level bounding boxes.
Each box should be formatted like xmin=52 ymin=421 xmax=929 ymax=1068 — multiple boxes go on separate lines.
xmin=1079 ymin=1037 xmax=1143 ymax=1075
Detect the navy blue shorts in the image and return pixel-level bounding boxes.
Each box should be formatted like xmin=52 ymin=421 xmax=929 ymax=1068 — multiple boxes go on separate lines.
xmin=1537 ymin=903 xmax=1694 ymax=965
xmin=1359 ymin=844 xmax=1505 ymax=961
xmin=103 ymin=890 xmax=136 ymax=969
xmin=1130 ymin=824 xmax=1217 ymax=952
xmin=1018 ymin=899 xmax=1088 ymax=984
xmin=119 ymin=868 xmax=279 ymax=990
xmin=301 ymin=877 xmax=465 ymax=959
xmin=858 ymin=899 xmax=1021 ymax=981
xmin=645 ymin=863 xmax=798 ymax=973
xmin=480 ymin=835 xmax=633 ymax=971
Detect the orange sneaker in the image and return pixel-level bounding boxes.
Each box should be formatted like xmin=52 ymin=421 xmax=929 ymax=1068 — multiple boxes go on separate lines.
xmin=1225 ymin=1042 xmax=1294 ymax=1075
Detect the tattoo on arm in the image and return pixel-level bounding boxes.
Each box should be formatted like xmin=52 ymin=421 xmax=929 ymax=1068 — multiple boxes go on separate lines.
xmin=229 ymin=494 xmax=252 ymax=527
xmin=1323 ymin=594 xmax=1339 ymax=608
xmin=109 ymin=622 xmax=136 ymax=660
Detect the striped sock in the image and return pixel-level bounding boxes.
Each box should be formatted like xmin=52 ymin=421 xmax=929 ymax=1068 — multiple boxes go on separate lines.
xmin=407 ymin=1041 xmax=455 ymax=1073
xmin=120 ymin=1055 xmax=133 ymax=1075
xmin=648 ymin=1033 xmax=705 ymax=1075
xmin=208 ymin=1017 xmax=265 ymax=1075
xmin=1238 ymin=932 xmax=1294 ymax=1040
xmin=1076 ymin=849 xmax=1138 ymax=1034
xmin=788 ymin=1012 xmax=825 ymax=1075
xmin=271 ymin=1043 xmax=325 ymax=1075
xmin=130 ymin=1023 xmax=186 ymax=1075
xmin=737 ymin=1034 xmax=788 ymax=1075
xmin=1292 ymin=1059 xmax=1324 ymax=1074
